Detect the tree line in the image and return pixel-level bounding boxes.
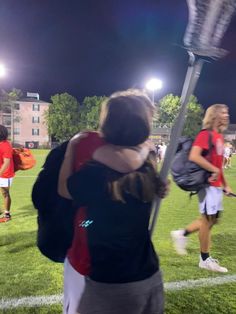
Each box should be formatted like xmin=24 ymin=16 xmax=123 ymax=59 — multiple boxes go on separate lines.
xmin=0 ymin=88 xmax=204 ymax=142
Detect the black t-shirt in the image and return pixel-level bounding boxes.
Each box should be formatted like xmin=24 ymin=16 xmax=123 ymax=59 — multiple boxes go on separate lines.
xmin=67 ymin=161 xmax=159 ymax=283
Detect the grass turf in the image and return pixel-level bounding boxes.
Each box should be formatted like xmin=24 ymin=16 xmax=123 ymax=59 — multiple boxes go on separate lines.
xmin=0 ymin=150 xmax=236 ymax=313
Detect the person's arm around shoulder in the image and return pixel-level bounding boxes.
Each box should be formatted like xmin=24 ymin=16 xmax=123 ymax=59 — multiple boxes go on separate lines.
xmin=93 ymin=140 xmax=156 ymax=173
xmin=58 ymin=133 xmax=87 ymax=199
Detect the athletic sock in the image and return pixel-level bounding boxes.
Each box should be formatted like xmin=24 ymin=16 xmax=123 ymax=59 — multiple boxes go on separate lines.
xmin=183 ymin=230 xmax=191 ymax=237
xmin=201 ymin=252 xmax=210 ymax=261
xmin=4 ymin=211 xmax=11 ymax=218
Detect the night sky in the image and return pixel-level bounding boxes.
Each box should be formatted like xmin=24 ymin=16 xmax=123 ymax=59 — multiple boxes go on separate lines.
xmin=1 ymin=0 xmax=236 ymax=121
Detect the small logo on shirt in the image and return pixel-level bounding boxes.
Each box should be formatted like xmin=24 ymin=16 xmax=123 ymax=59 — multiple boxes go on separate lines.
xmin=79 ymin=220 xmax=93 ymax=228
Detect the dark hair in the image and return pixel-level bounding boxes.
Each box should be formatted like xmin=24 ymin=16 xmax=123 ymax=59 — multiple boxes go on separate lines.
xmin=0 ymin=125 xmax=8 ymax=141
xmin=98 ymin=89 xmax=163 ymax=203
xmin=108 ymin=155 xmax=165 ymax=203
xmin=99 ymin=89 xmax=154 ymax=146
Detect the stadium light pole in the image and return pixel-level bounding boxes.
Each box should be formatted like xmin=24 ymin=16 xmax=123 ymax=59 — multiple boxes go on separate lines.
xmin=145 ymin=78 xmax=163 ymax=105
xmin=0 ymin=64 xmax=6 ymax=78
xmin=0 ymin=64 xmax=13 ymax=143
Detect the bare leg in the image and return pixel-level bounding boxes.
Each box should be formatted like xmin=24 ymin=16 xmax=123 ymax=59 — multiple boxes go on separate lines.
xmin=185 ymin=217 xmax=202 ymax=234
xmin=199 ymin=215 xmax=211 ymax=252
xmin=199 ymin=214 xmax=216 ymax=253
xmin=0 ymin=187 xmax=11 ymax=212
xmin=170 ymin=218 xmax=202 ymax=255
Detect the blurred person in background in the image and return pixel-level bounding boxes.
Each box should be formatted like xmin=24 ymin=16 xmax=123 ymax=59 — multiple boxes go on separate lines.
xmin=0 ymin=125 xmax=15 ymax=223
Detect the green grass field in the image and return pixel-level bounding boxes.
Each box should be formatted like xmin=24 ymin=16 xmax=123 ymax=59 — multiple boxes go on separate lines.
xmin=0 ymin=150 xmax=236 ymax=313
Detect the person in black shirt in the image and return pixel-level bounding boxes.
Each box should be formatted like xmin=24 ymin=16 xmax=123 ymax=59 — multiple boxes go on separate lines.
xmin=59 ymin=89 xmax=168 ymax=314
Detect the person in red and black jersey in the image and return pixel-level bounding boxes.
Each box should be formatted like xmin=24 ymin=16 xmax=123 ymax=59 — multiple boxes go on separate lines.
xmin=58 ymin=89 xmax=168 ymax=314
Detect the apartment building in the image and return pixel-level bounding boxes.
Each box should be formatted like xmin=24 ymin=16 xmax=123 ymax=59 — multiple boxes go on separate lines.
xmin=0 ymin=92 xmax=50 ymax=148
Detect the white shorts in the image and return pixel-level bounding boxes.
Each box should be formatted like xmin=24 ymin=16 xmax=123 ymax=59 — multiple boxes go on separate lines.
xmin=198 ymin=186 xmax=223 ymax=215
xmin=0 ymin=178 xmax=13 ymax=187
xmin=63 ymin=258 xmax=85 ymax=314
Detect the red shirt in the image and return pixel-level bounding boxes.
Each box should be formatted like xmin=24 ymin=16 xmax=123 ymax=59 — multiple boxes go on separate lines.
xmin=193 ymin=129 xmax=224 ymax=187
xmin=0 ymin=140 xmax=15 ymax=178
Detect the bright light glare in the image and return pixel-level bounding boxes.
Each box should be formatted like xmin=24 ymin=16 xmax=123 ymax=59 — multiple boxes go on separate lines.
xmin=0 ymin=64 xmax=6 ymax=78
xmin=146 ymin=78 xmax=163 ymax=91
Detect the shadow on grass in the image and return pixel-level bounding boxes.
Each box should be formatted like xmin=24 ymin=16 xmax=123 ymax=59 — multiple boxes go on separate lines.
xmin=12 ymin=203 xmax=37 ymax=219
xmin=213 ymin=232 xmax=236 ymax=257
xmin=0 ymin=229 xmax=37 ymax=253
xmin=0 ymin=204 xmax=38 ymax=253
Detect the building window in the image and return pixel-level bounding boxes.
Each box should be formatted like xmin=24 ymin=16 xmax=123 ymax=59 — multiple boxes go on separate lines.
xmin=6 ymin=127 xmax=11 ymax=136
xmin=32 ymin=116 xmax=40 ymax=123
xmin=2 ymin=105 xmax=11 ymax=114
xmin=14 ymin=103 xmax=20 ymax=110
xmin=32 ymin=128 xmax=39 ymax=136
xmin=32 ymin=104 xmax=40 ymax=111
xmin=152 ymin=120 xmax=159 ymax=129
xmin=2 ymin=116 xmax=11 ymax=126
xmin=14 ymin=128 xmax=20 ymax=135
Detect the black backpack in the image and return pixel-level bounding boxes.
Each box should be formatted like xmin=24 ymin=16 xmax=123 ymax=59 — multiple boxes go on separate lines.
xmin=31 ymin=142 xmax=77 ymax=263
xmin=171 ymin=130 xmax=213 ymax=193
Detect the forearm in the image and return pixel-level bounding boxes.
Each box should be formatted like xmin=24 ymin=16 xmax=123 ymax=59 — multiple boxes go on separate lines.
xmin=0 ymin=167 xmax=6 ymax=177
xmin=0 ymin=159 xmax=10 ymax=177
xmin=221 ymin=172 xmax=228 ymax=188
xmin=112 ymin=146 xmax=149 ymax=171
xmin=189 ymin=154 xmax=219 ymax=173
xmin=93 ymin=141 xmax=152 ymax=173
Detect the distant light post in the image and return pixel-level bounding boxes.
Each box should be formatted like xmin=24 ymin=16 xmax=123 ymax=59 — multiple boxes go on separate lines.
xmin=145 ymin=78 xmax=163 ymax=105
xmin=0 ymin=64 xmax=6 ymax=78
xmin=0 ymin=64 xmax=13 ymax=142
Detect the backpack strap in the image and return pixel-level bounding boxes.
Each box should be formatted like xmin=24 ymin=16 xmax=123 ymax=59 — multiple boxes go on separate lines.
xmin=207 ymin=129 xmax=214 ymax=161
xmin=198 ymin=129 xmax=213 ymax=160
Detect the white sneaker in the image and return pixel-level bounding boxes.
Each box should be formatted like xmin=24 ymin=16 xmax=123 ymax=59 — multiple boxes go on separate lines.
xmin=199 ymin=256 xmax=228 ymax=273
xmin=171 ymin=230 xmax=188 ymax=255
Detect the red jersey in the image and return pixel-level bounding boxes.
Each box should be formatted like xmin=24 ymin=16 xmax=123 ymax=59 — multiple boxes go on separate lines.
xmin=0 ymin=140 xmax=15 ymax=178
xmin=193 ymin=129 xmax=224 ymax=187
xmin=67 ymin=131 xmax=106 ymax=274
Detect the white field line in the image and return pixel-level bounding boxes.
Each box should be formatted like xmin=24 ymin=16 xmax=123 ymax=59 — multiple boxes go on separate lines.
xmin=0 ymin=294 xmax=63 ymax=310
xmin=164 ymin=274 xmax=236 ymax=291
xmin=1 ymin=275 xmax=236 ymax=309
xmin=15 ymin=175 xmax=37 ymax=178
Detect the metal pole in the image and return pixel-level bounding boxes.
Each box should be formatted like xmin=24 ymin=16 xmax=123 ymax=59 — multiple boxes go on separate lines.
xmin=149 ymin=54 xmax=205 ymax=235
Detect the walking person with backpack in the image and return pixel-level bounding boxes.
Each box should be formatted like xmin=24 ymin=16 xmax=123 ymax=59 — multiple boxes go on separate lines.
xmin=0 ymin=125 xmax=15 ymax=223
xmin=171 ymin=104 xmax=233 ymax=273
xmin=58 ymin=89 xmax=169 ymax=314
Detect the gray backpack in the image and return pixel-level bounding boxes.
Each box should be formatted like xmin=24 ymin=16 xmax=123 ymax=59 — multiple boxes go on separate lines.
xmin=171 ymin=130 xmax=213 ymax=193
